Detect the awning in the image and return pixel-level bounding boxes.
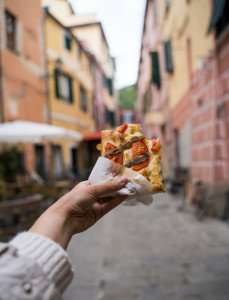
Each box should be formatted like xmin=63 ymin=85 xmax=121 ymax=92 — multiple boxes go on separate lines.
xmin=0 ymin=121 xmax=82 ymax=144
xmin=84 ymin=131 xmax=101 ymax=141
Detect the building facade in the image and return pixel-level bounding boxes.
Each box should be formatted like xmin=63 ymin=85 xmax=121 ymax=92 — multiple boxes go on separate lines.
xmin=137 ymin=0 xmax=229 ymax=188
xmin=44 ymin=9 xmax=95 ymax=178
xmin=43 ymin=0 xmax=117 ymax=178
xmin=0 ymin=0 xmax=49 ymax=177
xmin=68 ymin=18 xmax=117 ymax=130
xmin=43 ymin=0 xmax=117 ymax=131
xmin=0 ymin=0 xmax=117 ymax=181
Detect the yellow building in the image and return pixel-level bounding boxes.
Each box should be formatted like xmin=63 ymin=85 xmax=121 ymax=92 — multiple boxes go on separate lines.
xmin=160 ymin=0 xmax=213 ymax=108
xmin=69 ymin=17 xmax=116 ymax=114
xmin=44 ymin=9 xmax=95 ymax=178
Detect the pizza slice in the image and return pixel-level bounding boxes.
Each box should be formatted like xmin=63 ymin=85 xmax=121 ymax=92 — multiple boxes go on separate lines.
xmin=98 ymin=123 xmax=164 ymax=192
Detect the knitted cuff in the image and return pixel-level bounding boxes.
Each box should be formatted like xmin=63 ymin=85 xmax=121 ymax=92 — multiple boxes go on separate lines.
xmin=10 ymin=232 xmax=74 ymax=293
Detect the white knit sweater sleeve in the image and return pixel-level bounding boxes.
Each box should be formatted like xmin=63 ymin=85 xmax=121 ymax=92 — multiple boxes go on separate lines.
xmin=10 ymin=232 xmax=74 ymax=294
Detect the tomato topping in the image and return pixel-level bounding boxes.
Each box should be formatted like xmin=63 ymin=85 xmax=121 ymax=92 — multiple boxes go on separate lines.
xmin=117 ymin=123 xmax=128 ymax=134
xmin=131 ymin=139 xmax=149 ymax=171
xmin=132 ymin=139 xmax=148 ymax=157
xmin=105 ymin=142 xmax=116 ymax=152
xmin=105 ymin=142 xmax=123 ymax=165
xmin=151 ymin=138 xmax=161 ymax=153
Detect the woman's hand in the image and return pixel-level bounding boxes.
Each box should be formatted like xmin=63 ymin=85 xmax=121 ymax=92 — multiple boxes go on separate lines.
xmin=30 ymin=177 xmax=128 ymax=249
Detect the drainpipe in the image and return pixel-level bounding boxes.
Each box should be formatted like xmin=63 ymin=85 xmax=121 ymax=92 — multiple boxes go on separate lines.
xmin=43 ymin=8 xmax=52 ymax=125
xmin=0 ymin=0 xmax=5 ymax=122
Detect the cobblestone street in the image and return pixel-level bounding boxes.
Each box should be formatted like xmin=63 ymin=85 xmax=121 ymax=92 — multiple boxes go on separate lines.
xmin=64 ymin=194 xmax=229 ymax=300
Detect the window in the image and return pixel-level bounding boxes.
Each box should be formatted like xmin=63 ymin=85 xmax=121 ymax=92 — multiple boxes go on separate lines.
xmin=34 ymin=144 xmax=46 ymax=179
xmin=103 ymin=76 xmax=114 ymax=95
xmin=151 ymin=51 xmax=161 ymax=89
xmin=107 ymin=78 xmax=113 ymax=95
xmin=5 ymin=10 xmax=17 ymax=52
xmin=79 ymin=86 xmax=88 ymax=112
xmin=164 ymin=40 xmax=174 ymax=73
xmin=64 ymin=30 xmax=72 ymax=51
xmin=105 ymin=108 xmax=115 ymax=127
xmin=208 ymin=0 xmax=229 ymax=38
xmin=54 ymin=69 xmax=74 ymax=103
xmin=52 ymin=145 xmax=64 ymax=179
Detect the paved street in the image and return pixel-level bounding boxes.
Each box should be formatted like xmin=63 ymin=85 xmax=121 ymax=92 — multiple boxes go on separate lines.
xmin=64 ymin=194 xmax=229 ymax=300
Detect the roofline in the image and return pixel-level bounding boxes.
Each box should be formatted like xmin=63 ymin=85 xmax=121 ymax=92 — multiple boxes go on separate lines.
xmin=68 ymin=21 xmax=110 ymax=50
xmin=44 ymin=8 xmax=90 ymax=55
xmin=44 ymin=8 xmax=109 ymax=78
xmin=44 ymin=8 xmax=105 ymax=75
xmin=68 ymin=2 xmax=75 ymax=15
xmin=137 ymin=0 xmax=150 ymax=86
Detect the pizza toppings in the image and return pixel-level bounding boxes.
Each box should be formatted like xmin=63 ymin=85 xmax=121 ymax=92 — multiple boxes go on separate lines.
xmin=131 ymin=139 xmax=149 ymax=171
xmin=117 ymin=123 xmax=128 ymax=134
xmin=105 ymin=142 xmax=123 ymax=165
xmin=100 ymin=124 xmax=164 ymax=193
xmin=104 ymin=135 xmax=144 ymax=157
xmin=151 ymin=138 xmax=161 ymax=153
xmin=132 ymin=139 xmax=148 ymax=157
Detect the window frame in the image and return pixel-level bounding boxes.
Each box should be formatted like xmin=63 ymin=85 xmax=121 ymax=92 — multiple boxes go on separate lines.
xmin=164 ymin=40 xmax=174 ymax=74
xmin=79 ymin=85 xmax=88 ymax=112
xmin=151 ymin=51 xmax=161 ymax=89
xmin=54 ymin=69 xmax=74 ymax=104
xmin=5 ymin=10 xmax=18 ymax=53
xmin=63 ymin=30 xmax=72 ymax=51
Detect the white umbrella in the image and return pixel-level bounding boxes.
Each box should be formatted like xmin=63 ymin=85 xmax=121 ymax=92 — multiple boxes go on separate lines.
xmin=0 ymin=121 xmax=82 ymax=144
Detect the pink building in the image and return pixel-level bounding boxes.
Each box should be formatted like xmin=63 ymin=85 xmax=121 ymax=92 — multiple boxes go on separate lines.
xmin=137 ymin=0 xmax=170 ymax=173
xmin=137 ymin=0 xmax=229 ymax=193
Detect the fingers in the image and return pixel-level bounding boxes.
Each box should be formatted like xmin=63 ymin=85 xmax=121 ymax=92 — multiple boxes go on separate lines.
xmin=99 ymin=195 xmax=127 ymax=217
xmin=88 ymin=177 xmax=128 ymax=199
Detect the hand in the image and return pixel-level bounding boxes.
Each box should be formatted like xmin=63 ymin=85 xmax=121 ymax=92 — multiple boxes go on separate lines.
xmin=30 ymin=177 xmax=128 ymax=249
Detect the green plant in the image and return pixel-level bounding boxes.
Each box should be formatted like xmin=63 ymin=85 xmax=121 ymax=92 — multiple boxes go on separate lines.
xmin=0 ymin=147 xmax=25 ymax=182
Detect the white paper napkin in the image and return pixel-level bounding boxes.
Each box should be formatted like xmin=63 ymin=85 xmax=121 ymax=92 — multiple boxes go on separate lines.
xmin=89 ymin=157 xmax=154 ymax=205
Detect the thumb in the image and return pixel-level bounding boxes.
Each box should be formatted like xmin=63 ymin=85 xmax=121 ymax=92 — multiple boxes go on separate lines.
xmin=88 ymin=177 xmax=128 ymax=199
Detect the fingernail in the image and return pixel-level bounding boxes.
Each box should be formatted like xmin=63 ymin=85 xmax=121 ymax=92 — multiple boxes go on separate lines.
xmin=117 ymin=177 xmax=128 ymax=186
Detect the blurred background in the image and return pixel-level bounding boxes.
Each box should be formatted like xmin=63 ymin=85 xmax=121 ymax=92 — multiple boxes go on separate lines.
xmin=0 ymin=0 xmax=229 ymax=299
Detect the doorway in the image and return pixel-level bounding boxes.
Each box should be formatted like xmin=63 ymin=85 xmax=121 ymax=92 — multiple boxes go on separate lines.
xmin=71 ymin=147 xmax=79 ymax=176
xmin=34 ymin=144 xmax=46 ymax=179
xmin=52 ymin=145 xmax=64 ymax=179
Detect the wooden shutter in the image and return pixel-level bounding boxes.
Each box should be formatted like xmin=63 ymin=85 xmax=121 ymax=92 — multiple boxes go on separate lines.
xmin=164 ymin=40 xmax=174 ymax=73
xmin=151 ymin=51 xmax=161 ymax=89
xmin=107 ymin=78 xmax=113 ymax=95
xmin=68 ymin=77 xmax=74 ymax=103
xmin=54 ymin=69 xmax=60 ymax=99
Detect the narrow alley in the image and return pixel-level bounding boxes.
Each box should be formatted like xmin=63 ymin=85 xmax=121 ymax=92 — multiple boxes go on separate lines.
xmin=65 ymin=194 xmax=229 ymax=300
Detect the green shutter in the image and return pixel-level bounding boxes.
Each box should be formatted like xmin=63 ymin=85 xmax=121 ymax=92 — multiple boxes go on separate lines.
xmin=151 ymin=51 xmax=161 ymax=89
xmin=208 ymin=0 xmax=226 ymax=32
xmin=107 ymin=78 xmax=113 ymax=95
xmin=54 ymin=69 xmax=60 ymax=99
xmin=164 ymin=40 xmax=174 ymax=73
xmin=68 ymin=77 xmax=74 ymax=103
